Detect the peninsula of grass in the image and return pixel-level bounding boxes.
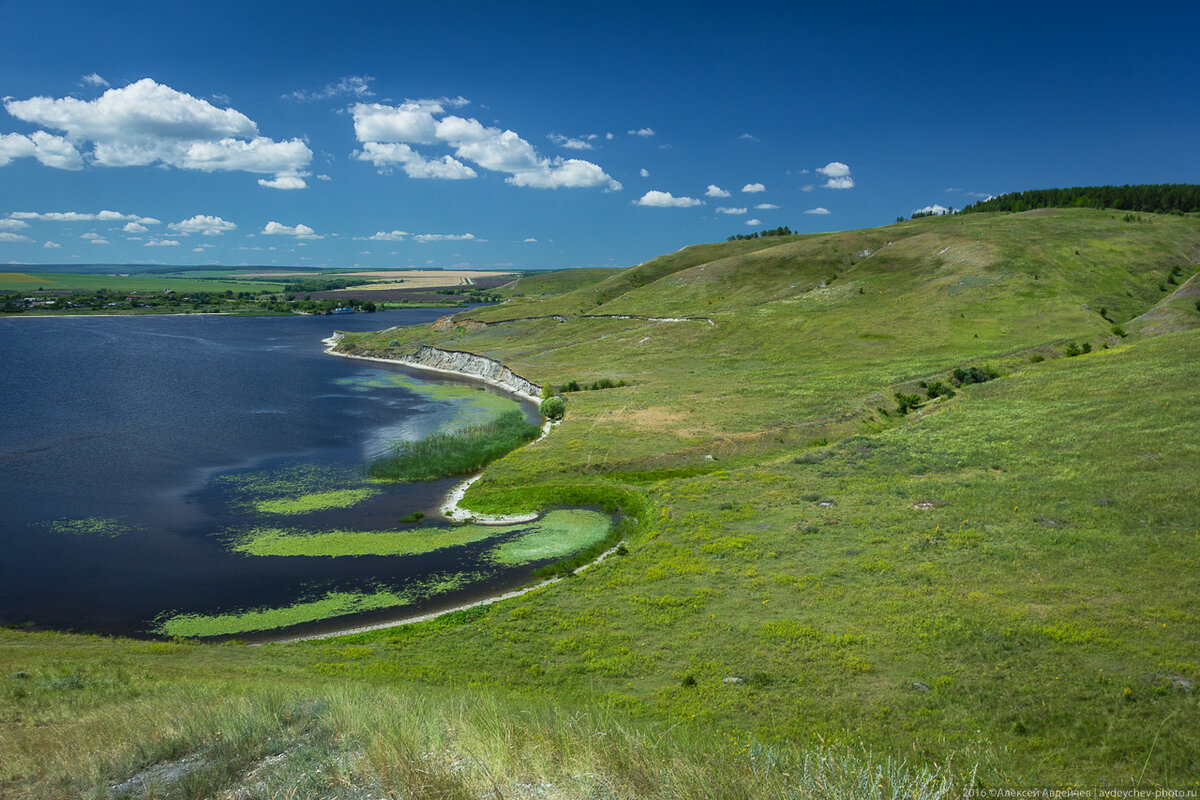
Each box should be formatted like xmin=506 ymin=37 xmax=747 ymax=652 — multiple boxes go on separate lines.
xmin=230 ymin=510 xmax=610 ymax=558
xmin=368 ymin=408 xmax=541 ymax=481
xmin=488 ymin=509 xmax=613 ymax=565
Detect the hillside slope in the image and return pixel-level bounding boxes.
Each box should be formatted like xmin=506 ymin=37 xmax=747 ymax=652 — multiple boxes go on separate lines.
xmin=4 ymin=208 xmax=1199 ymax=795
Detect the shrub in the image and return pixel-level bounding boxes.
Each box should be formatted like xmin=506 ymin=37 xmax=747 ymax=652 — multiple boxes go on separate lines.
xmin=1111 ymin=325 xmax=1126 ymax=338
xmin=558 ymin=380 xmax=582 ymax=393
xmin=1064 ymin=342 xmax=1082 ymax=357
xmin=1030 ymin=354 xmax=1045 ymax=363
xmin=925 ymin=380 xmax=955 ymax=400
xmin=540 ymin=395 xmax=566 ymax=420
xmin=951 ymin=365 xmax=998 ymax=386
xmin=894 ymin=393 xmax=922 ymax=414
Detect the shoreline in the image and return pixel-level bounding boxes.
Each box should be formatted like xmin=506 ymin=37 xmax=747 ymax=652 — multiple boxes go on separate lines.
xmin=269 ymin=540 xmax=624 ymax=643
xmin=322 ymin=337 xmax=555 ymax=525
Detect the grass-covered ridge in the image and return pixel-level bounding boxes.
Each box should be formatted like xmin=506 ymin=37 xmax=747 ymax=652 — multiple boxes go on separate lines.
xmin=368 ymin=408 xmax=542 ymax=481
xmin=5 ymin=208 xmax=1200 ymax=793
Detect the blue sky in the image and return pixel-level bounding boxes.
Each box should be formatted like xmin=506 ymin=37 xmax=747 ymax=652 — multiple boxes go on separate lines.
xmin=2 ymin=0 xmax=1197 ymax=270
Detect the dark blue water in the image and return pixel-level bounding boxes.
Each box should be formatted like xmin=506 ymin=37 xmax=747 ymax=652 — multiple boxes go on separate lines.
xmin=0 ymin=311 xmax=539 ymax=639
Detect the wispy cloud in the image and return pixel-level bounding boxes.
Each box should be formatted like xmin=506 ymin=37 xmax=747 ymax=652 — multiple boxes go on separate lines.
xmin=627 ymin=127 xmax=655 ymax=137
xmin=285 ymin=76 xmax=375 ymax=102
xmin=804 ymin=207 xmax=831 ymax=215
xmin=716 ymin=207 xmax=747 ymax=215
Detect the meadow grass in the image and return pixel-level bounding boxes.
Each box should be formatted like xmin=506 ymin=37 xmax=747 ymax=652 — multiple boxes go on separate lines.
xmin=368 ymin=408 xmax=542 ymax=481
xmin=5 ymin=209 xmax=1200 ymax=791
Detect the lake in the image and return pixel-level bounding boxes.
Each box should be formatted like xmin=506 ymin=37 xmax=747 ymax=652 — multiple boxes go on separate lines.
xmin=0 ymin=310 xmax=583 ymax=640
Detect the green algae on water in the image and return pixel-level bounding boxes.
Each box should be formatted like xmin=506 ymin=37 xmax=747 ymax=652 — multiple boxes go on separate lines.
xmin=154 ymin=589 xmax=411 ymax=638
xmin=41 ymin=517 xmax=132 ymax=538
xmin=153 ymin=570 xmax=491 ymax=637
xmin=252 ymin=487 xmax=380 ymax=515
xmin=229 ymin=509 xmax=608 ymax=559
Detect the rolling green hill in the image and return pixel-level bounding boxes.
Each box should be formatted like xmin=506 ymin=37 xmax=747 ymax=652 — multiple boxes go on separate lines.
xmin=4 ymin=208 xmax=1199 ymax=797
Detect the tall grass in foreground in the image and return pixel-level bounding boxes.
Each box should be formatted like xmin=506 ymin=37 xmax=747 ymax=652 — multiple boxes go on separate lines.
xmin=368 ymin=409 xmax=542 ymax=481
xmin=2 ymin=679 xmax=968 ymax=799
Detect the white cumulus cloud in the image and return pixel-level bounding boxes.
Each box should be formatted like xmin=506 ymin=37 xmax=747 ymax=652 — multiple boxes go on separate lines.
xmin=745 ymin=218 xmax=762 ymax=226
xmin=169 ymin=215 xmax=237 ymax=236
xmin=628 ymin=127 xmax=655 ymax=137
xmin=742 ymin=182 xmax=766 ymax=193
xmin=351 ymin=101 xmax=620 ymax=190
xmin=816 ymin=161 xmax=851 ymax=178
xmin=816 ymin=162 xmax=854 ymax=189
xmin=0 ymin=131 xmax=83 ymax=169
xmin=257 ymin=175 xmax=307 ymax=189
xmin=634 ymin=190 xmax=702 ymax=208
xmin=755 ymin=203 xmax=780 ymax=210
xmin=639 ymin=168 xmax=649 ymax=177
xmin=3 ymin=78 xmax=311 ymax=187
xmin=122 ymin=222 xmax=148 ymax=233
xmin=705 ymin=184 xmax=731 ymax=198
xmin=548 ymin=133 xmax=594 ymax=150
xmin=716 ymin=207 xmax=747 ymax=215
xmin=0 ymin=232 xmax=30 ymax=242
xmin=43 ymin=241 xmax=60 ymax=248
xmin=0 ymin=219 xmax=29 ymax=230
xmin=262 ymin=221 xmax=322 ymax=239
xmin=804 ymin=207 xmax=831 ymax=215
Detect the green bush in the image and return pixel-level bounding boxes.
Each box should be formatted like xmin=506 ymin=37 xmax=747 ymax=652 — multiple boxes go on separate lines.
xmin=894 ymin=393 xmax=922 ymax=415
xmin=1030 ymin=354 xmax=1045 ymax=363
xmin=1111 ymin=325 xmax=1126 ymax=338
xmin=924 ymin=380 xmax=955 ymax=400
xmin=540 ymin=395 xmax=566 ymax=420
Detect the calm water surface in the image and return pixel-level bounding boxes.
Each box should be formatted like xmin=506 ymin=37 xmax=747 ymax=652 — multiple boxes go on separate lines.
xmin=0 ymin=310 xmax=542 ymax=638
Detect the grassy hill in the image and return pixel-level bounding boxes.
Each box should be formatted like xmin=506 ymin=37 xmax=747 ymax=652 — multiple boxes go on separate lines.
xmin=3 ymin=208 xmax=1199 ymax=797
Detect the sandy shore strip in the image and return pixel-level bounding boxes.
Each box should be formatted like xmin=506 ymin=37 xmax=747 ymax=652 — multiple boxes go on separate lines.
xmin=322 ymin=336 xmax=556 ymax=525
xmin=270 ymin=540 xmax=625 ymax=643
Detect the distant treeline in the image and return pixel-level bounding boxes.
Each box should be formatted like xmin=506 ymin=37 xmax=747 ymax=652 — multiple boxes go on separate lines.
xmin=961 ymin=184 xmax=1200 ymax=215
xmin=728 ymin=225 xmax=794 ymax=241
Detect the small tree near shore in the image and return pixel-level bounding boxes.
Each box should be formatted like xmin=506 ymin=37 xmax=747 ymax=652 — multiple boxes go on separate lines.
xmin=540 ymin=395 xmax=566 ymax=420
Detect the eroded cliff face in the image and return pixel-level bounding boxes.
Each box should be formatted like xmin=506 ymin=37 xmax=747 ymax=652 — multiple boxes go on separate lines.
xmin=399 ymin=345 xmax=542 ymax=398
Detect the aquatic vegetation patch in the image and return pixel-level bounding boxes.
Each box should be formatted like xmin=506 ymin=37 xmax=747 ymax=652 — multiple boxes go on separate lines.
xmin=252 ymin=487 xmax=380 ymax=515
xmin=369 ymin=409 xmax=542 ymax=481
xmin=153 ymin=589 xmax=410 ymax=638
xmin=40 ymin=517 xmax=131 ymax=538
xmin=335 ymin=369 xmax=518 ymax=418
xmin=229 ymin=509 xmax=605 ymax=559
xmin=488 ymin=510 xmax=612 ymax=566
xmin=213 ymin=462 xmax=364 ymax=503
xmin=232 ymin=523 xmax=501 ymax=558
xmin=153 ymin=569 xmax=491 ymax=637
